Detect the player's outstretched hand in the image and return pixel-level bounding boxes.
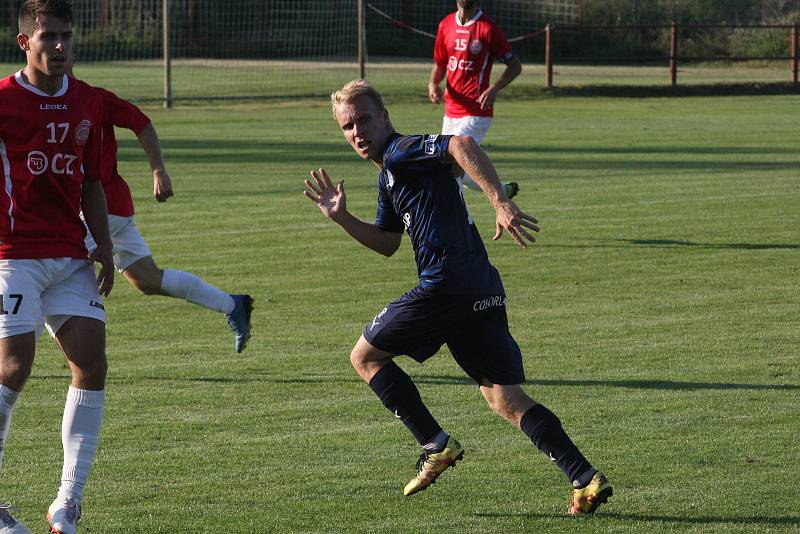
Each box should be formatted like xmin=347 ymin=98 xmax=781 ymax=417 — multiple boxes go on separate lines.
xmin=492 ymin=200 xmax=540 ymax=248
xmin=154 ymin=169 xmax=174 ymax=202
xmin=304 ymin=168 xmax=346 ymax=222
xmin=89 ymin=244 xmax=115 ymax=296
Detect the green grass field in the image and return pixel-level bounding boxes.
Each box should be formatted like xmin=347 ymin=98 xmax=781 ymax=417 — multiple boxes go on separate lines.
xmin=1 ymin=70 xmax=799 ymax=532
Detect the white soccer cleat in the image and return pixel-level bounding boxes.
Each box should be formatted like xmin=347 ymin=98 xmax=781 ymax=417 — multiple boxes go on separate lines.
xmin=0 ymin=502 xmax=32 ymax=534
xmin=46 ymin=498 xmax=80 ymax=534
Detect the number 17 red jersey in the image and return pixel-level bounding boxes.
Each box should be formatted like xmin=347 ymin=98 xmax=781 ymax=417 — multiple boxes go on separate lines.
xmin=0 ymin=72 xmax=103 ymax=260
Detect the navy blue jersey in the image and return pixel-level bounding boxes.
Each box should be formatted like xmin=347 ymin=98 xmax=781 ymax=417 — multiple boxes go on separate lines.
xmin=374 ymin=133 xmax=503 ymax=294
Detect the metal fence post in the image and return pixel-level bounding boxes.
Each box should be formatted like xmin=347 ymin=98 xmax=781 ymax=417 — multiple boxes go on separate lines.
xmin=358 ymin=0 xmax=366 ymax=79
xmin=669 ymin=22 xmax=678 ymax=86
xmin=545 ymin=24 xmax=553 ymax=88
xmin=792 ymin=22 xmax=799 ymax=84
xmin=163 ymin=0 xmax=172 ymax=108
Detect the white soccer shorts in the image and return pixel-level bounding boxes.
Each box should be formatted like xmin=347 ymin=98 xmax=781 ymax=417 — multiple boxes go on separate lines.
xmin=0 ymin=258 xmax=105 ymax=339
xmin=442 ymin=115 xmax=493 ymax=143
xmin=84 ymin=214 xmax=152 ymax=272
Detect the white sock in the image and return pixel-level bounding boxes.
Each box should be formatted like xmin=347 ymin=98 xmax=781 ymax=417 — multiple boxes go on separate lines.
xmin=58 ymin=387 xmax=105 ymax=502
xmin=160 ymin=269 xmax=235 ymax=314
xmin=0 ymin=385 xmax=19 ymax=469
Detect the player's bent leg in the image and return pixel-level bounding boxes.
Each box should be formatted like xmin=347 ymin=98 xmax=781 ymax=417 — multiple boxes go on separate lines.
xmin=351 ymin=337 xmax=462 ymax=495
xmin=49 ymin=317 xmax=106 ymax=533
xmin=125 ymin=257 xmax=253 ymax=352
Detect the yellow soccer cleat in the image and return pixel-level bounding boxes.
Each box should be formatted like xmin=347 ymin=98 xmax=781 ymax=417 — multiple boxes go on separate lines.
xmin=568 ymin=471 xmax=613 ymax=515
xmin=403 ymin=437 xmax=464 ymax=496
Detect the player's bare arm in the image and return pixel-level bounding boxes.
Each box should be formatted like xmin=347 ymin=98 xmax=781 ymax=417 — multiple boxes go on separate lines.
xmin=304 ymin=168 xmax=401 ymax=257
xmin=478 ymin=57 xmax=522 ymax=111
xmin=81 ymin=181 xmax=115 ymax=295
xmin=428 ymin=63 xmax=446 ymax=104
xmin=136 ymin=123 xmax=174 ymax=202
xmin=447 ymin=135 xmax=539 ymax=247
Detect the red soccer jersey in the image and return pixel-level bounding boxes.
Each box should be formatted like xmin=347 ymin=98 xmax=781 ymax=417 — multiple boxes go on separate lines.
xmin=433 ymin=10 xmax=515 ymax=118
xmin=94 ymin=87 xmax=151 ymax=217
xmin=0 ymin=72 xmax=103 ymax=259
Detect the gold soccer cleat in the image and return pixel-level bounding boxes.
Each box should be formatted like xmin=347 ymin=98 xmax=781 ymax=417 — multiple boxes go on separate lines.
xmin=568 ymin=471 xmax=613 ymax=515
xmin=403 ymin=437 xmax=464 ymax=496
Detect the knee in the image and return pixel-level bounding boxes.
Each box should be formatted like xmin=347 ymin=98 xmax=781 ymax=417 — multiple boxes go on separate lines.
xmin=350 ymin=347 xmax=367 ymax=374
xmin=0 ymin=359 xmax=33 ymax=390
xmin=73 ymin=353 xmax=108 ymax=383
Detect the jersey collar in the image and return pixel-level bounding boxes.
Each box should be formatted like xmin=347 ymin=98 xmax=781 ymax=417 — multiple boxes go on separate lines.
xmin=456 ymin=9 xmax=483 ymax=27
xmin=14 ymin=70 xmax=69 ymax=97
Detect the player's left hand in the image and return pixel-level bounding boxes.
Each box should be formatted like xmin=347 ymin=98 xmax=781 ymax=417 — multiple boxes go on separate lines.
xmin=89 ymin=243 xmax=115 ymax=296
xmin=478 ymin=87 xmax=499 ymax=111
xmin=153 ymin=169 xmax=174 ymax=202
xmin=493 ymin=200 xmax=539 ymax=247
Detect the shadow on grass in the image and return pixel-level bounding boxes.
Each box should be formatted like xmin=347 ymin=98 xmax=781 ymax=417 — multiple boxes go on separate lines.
xmin=547 ymin=239 xmax=800 ymax=250
xmin=543 ymin=82 xmax=800 ymax=98
xmin=416 ymin=375 xmax=799 ymax=391
xmin=28 ymin=374 xmax=799 ymax=391
xmin=620 ymin=239 xmax=800 ymax=250
xmin=475 ymin=511 xmax=800 ymax=527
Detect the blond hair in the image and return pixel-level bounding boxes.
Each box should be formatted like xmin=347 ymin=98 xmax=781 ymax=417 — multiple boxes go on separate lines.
xmin=330 ymin=79 xmax=385 ymax=115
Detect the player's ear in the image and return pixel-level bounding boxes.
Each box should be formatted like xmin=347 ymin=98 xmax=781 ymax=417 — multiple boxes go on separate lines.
xmin=17 ymin=33 xmax=30 ymax=52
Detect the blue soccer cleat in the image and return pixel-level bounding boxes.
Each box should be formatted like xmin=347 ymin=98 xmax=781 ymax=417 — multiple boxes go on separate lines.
xmin=227 ymin=294 xmax=254 ymax=353
xmin=0 ymin=501 xmax=31 ymax=534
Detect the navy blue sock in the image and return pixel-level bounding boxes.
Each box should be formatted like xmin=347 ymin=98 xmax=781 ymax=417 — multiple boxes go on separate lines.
xmin=368 ymin=362 xmax=443 ymax=446
xmin=520 ymin=404 xmax=596 ymax=488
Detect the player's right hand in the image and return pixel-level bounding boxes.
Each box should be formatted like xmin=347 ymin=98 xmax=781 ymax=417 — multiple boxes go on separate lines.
xmin=428 ymin=83 xmax=443 ymax=104
xmin=304 ymin=168 xmax=346 ymax=222
xmin=153 ymin=169 xmax=174 ymax=202
xmin=492 ymin=200 xmax=540 ymax=248
xmin=90 ymin=243 xmax=115 ymax=296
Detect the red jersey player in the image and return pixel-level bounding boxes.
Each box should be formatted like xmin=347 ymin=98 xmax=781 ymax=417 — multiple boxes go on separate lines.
xmin=0 ymin=2 xmax=113 ymax=533
xmin=67 ymin=61 xmax=253 ymax=353
xmin=429 ymin=0 xmax=522 ymax=198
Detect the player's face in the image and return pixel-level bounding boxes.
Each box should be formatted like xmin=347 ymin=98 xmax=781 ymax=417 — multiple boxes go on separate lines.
xmin=334 ymin=95 xmax=390 ymax=163
xmin=19 ymin=15 xmax=73 ymax=78
xmin=457 ymin=0 xmax=478 ymax=9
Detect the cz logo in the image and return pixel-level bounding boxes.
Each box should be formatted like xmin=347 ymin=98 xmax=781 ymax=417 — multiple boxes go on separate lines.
xmin=27 ymin=151 xmax=78 ymax=176
xmin=448 ymin=56 xmax=474 ymax=72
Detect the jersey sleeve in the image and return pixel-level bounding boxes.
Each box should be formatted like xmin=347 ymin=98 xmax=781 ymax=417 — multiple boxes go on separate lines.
xmin=488 ymin=21 xmax=515 ymax=64
xmin=385 ymin=134 xmax=452 ymax=178
xmin=82 ymin=94 xmax=104 ymax=182
xmin=98 ymin=87 xmax=151 ymax=134
xmin=374 ymin=177 xmax=404 ymax=233
xmin=433 ymin=20 xmax=449 ymax=68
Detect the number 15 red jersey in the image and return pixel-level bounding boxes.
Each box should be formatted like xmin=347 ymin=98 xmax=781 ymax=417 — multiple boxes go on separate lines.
xmin=0 ymin=72 xmax=103 ymax=260
xmin=433 ymin=10 xmax=515 ymax=118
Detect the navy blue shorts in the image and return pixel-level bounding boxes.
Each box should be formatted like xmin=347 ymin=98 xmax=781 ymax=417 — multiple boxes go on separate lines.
xmin=363 ymin=286 xmax=525 ymax=385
